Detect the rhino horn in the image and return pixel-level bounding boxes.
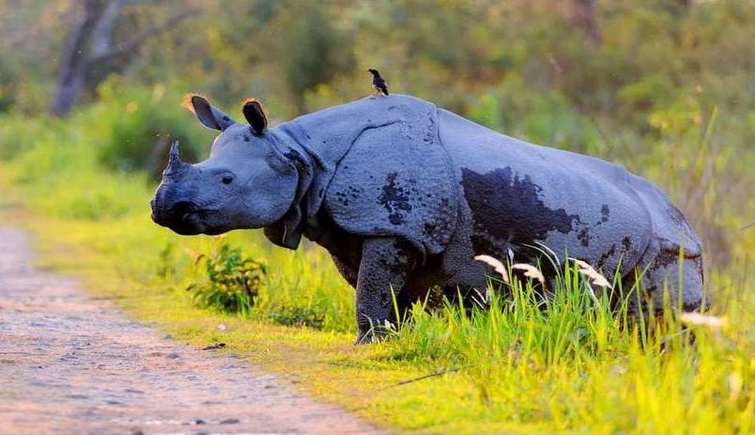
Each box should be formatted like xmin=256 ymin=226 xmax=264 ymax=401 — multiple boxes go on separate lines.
xmin=165 ymin=140 xmax=187 ymax=176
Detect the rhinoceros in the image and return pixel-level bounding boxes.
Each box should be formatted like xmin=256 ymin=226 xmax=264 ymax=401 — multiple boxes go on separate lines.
xmin=151 ymin=94 xmax=704 ymax=340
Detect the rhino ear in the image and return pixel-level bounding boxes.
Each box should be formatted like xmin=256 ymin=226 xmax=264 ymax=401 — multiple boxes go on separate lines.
xmin=183 ymin=94 xmax=235 ymax=131
xmin=242 ymin=98 xmax=268 ymax=135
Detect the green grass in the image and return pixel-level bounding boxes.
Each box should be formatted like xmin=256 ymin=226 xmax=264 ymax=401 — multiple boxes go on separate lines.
xmin=0 ymin=108 xmax=753 ymax=433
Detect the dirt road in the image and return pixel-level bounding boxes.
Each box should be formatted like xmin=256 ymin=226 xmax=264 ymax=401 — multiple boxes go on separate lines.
xmin=0 ymin=227 xmax=378 ymax=434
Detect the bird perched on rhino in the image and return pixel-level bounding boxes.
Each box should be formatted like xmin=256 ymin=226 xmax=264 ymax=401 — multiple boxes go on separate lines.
xmin=368 ymin=68 xmax=389 ymax=95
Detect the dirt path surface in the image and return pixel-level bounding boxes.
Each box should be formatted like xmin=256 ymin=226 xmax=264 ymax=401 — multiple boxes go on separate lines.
xmin=0 ymin=226 xmax=379 ymax=435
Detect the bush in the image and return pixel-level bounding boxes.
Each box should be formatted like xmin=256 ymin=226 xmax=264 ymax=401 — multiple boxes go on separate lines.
xmin=96 ymin=81 xmax=210 ymax=180
xmin=466 ymin=82 xmax=605 ymax=155
xmin=0 ymin=115 xmax=57 ymax=161
xmin=187 ymin=241 xmax=267 ymax=317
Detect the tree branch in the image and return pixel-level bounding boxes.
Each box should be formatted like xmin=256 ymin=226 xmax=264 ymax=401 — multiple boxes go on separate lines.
xmin=383 ymin=366 xmax=465 ymax=389
xmin=90 ymin=0 xmax=132 ymax=57
xmin=87 ymin=8 xmax=199 ymax=67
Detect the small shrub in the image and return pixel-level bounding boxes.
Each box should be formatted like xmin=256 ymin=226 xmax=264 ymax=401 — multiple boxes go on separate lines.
xmin=187 ymin=242 xmax=267 ymax=317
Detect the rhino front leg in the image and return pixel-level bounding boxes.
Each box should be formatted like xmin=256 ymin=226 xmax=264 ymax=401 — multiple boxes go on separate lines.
xmin=355 ymin=238 xmax=415 ymax=343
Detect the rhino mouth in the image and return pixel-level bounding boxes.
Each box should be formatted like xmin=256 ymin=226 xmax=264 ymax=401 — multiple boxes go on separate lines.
xmin=169 ymin=212 xmax=204 ymax=235
xmin=174 ymin=209 xmax=225 ymax=235
xmin=152 ymin=201 xmax=220 ymax=236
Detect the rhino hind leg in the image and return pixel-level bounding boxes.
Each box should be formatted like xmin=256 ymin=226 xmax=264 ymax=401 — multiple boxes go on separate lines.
xmin=630 ymin=241 xmax=705 ymax=313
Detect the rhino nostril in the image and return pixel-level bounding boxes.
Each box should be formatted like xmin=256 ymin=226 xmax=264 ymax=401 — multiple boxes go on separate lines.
xmin=172 ymin=201 xmax=195 ymax=217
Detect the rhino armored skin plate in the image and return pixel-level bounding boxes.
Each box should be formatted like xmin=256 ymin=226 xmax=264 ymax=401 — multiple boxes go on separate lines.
xmin=151 ymin=94 xmax=704 ymax=341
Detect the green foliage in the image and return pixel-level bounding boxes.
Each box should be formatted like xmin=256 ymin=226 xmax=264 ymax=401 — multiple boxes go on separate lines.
xmin=187 ymin=240 xmax=267 ymax=317
xmin=156 ymin=242 xmax=177 ymax=279
xmin=467 ymin=84 xmax=605 ymax=155
xmin=284 ymin=5 xmax=355 ymax=110
xmin=0 ymin=106 xmax=149 ymax=220
xmin=467 ymin=93 xmax=504 ymax=131
xmin=0 ymin=1 xmax=58 ymax=115
xmin=270 ymin=305 xmax=326 ymax=330
xmin=97 ymin=80 xmax=209 ymax=180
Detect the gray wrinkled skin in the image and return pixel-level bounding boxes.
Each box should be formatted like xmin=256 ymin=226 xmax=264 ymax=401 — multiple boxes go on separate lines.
xmin=151 ymin=94 xmax=704 ymax=341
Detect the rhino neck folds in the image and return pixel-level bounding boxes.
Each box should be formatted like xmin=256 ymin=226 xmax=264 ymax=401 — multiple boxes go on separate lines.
xmin=254 ymin=136 xmax=301 ymax=248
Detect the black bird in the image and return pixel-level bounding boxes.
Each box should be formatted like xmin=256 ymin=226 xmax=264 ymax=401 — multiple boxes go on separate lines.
xmin=368 ymin=68 xmax=389 ymax=96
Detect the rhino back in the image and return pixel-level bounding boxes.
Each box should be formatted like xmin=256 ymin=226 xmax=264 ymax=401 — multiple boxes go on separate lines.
xmin=438 ymin=109 xmax=653 ymax=274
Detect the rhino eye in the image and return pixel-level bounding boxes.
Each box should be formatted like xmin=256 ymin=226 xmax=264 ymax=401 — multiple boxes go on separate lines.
xmin=221 ymin=175 xmax=234 ymax=185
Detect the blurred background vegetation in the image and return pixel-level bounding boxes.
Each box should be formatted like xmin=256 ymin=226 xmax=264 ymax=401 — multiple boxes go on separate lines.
xmin=0 ymin=0 xmax=753 ymax=267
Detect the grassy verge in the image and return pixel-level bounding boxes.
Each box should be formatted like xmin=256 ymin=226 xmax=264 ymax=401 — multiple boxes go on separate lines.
xmin=0 ymin=105 xmax=752 ymax=433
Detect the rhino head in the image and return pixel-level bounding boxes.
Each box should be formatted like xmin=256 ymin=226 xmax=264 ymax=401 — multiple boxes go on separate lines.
xmin=151 ymin=95 xmax=298 ymax=236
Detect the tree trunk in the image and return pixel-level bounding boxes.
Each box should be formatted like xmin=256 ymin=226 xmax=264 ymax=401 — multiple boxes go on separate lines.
xmin=570 ymin=0 xmax=601 ymax=48
xmin=49 ymin=0 xmax=107 ymax=117
xmin=49 ymin=1 xmax=196 ymax=117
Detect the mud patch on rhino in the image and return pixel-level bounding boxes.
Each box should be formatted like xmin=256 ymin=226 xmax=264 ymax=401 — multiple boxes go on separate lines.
xmin=577 ymin=227 xmax=591 ymax=247
xmin=461 ymin=167 xmax=580 ymax=245
xmin=596 ymin=244 xmax=617 ymax=270
xmin=622 ymin=236 xmax=632 ymax=252
xmin=378 ymin=172 xmax=413 ymax=225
